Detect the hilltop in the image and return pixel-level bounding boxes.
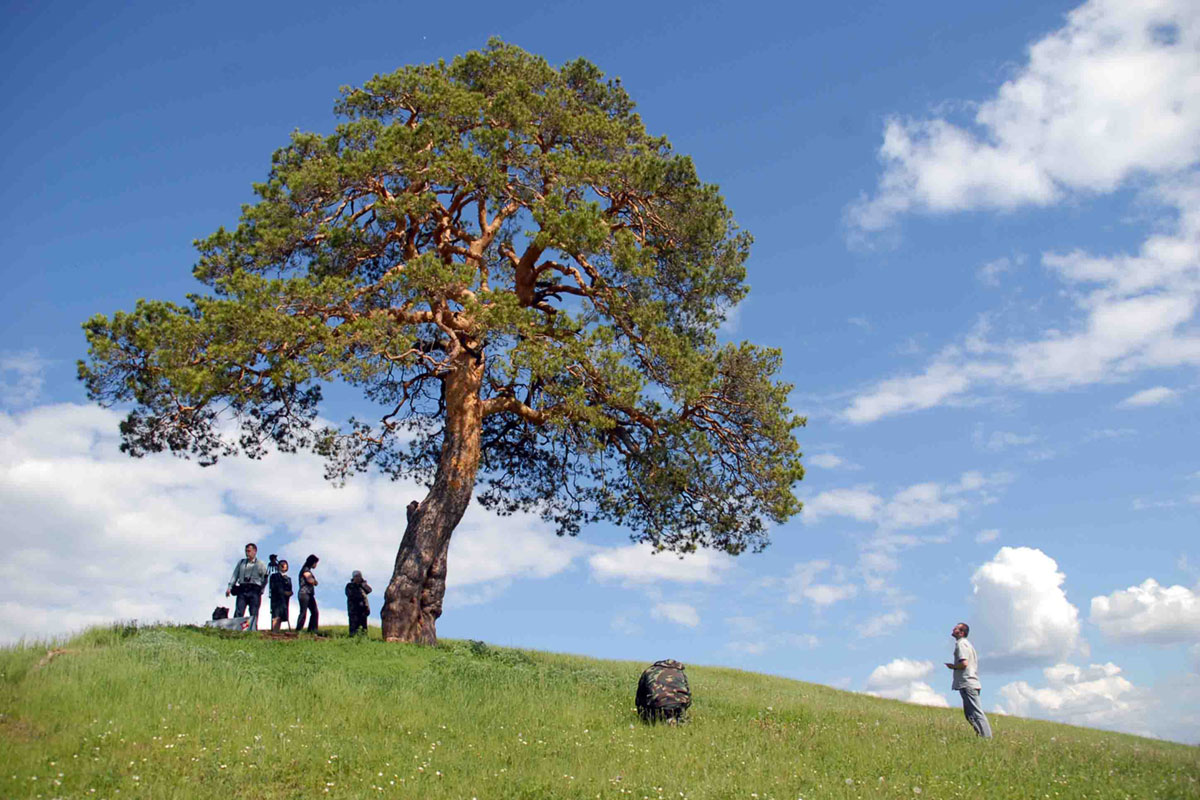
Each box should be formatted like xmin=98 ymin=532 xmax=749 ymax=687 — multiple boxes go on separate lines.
xmin=1 ymin=625 xmax=1196 ymax=799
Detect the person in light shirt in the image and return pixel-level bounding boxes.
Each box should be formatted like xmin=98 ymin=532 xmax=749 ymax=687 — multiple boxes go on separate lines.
xmin=226 ymin=543 xmax=268 ymax=630
xmin=945 ymin=621 xmax=993 ymax=738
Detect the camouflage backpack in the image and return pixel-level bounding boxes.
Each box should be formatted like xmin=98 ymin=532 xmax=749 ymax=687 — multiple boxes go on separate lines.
xmin=636 ymin=659 xmax=691 ymax=719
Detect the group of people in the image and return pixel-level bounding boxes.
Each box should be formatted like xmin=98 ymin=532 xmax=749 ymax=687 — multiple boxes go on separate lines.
xmin=227 ymin=541 xmax=991 ymax=739
xmin=225 ymin=543 xmax=372 ymax=635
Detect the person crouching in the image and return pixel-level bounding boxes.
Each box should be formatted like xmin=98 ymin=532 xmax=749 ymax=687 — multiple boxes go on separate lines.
xmin=345 ymin=570 xmax=372 ymax=636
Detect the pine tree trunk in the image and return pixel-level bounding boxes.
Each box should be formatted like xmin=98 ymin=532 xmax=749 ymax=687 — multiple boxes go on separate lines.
xmin=380 ymin=354 xmax=483 ymax=643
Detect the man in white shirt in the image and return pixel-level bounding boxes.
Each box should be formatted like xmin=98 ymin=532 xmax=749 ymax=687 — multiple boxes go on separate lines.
xmin=945 ymin=622 xmax=993 ymax=738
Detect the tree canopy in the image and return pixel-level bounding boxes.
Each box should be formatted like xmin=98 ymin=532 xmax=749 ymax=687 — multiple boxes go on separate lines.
xmin=80 ymin=40 xmax=804 ymax=640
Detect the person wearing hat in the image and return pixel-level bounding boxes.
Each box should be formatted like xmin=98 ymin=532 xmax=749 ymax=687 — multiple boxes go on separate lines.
xmin=345 ymin=570 xmax=373 ymax=636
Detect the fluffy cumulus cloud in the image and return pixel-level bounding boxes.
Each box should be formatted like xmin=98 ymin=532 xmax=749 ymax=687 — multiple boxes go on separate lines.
xmin=999 ymin=662 xmax=1200 ymax=742
xmin=1090 ymin=579 xmax=1200 ymax=644
xmin=995 ymin=663 xmax=1143 ymax=732
xmin=864 ymin=658 xmax=950 ymax=707
xmin=850 ymin=0 xmax=1200 ymax=229
xmin=0 ymin=404 xmax=589 ymax=643
xmin=970 ymin=547 xmax=1086 ymax=671
xmin=842 ymin=0 xmax=1200 ymax=424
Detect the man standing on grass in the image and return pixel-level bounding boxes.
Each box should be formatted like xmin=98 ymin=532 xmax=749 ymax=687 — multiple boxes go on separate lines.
xmin=226 ymin=543 xmax=269 ymax=630
xmin=946 ymin=622 xmax=993 ymax=738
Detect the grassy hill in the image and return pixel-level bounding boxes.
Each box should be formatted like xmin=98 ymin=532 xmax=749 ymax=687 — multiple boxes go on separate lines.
xmin=1 ymin=625 xmax=1196 ymax=799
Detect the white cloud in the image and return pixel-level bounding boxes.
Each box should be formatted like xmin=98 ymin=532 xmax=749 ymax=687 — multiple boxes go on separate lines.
xmin=1117 ymin=386 xmax=1180 ymax=407
xmin=588 ymin=544 xmax=733 ymax=585
xmin=879 ymin=482 xmax=960 ymax=529
xmin=867 ymin=657 xmax=935 ymax=686
xmin=977 ymin=256 xmax=1022 ymax=287
xmin=0 ymin=351 xmax=46 ymax=407
xmin=784 ymin=560 xmax=857 ymax=607
xmin=805 ymin=472 xmax=1011 ymax=599
xmin=726 ymin=640 xmax=767 ymax=656
xmin=807 ymin=453 xmax=859 ymax=470
xmin=1090 ymin=579 xmax=1200 ymax=644
xmin=995 ymin=662 xmax=1144 ymax=733
xmin=975 ymin=529 xmax=1000 ymax=544
xmin=651 ymin=602 xmax=700 ymax=628
xmin=864 ymin=658 xmax=950 ymax=707
xmin=970 ymin=547 xmax=1087 ymax=671
xmin=978 ymin=430 xmax=1038 ymax=452
xmin=1084 ymin=427 xmax=1136 ymax=442
xmin=803 ymin=487 xmax=881 ymax=523
xmin=725 ymin=629 xmax=819 ymax=658
xmin=806 ymin=472 xmax=1002 ymax=531
xmin=861 ymin=609 xmax=909 ymax=638
xmin=842 ymin=362 xmax=973 ymax=424
xmin=850 ymin=0 xmax=1200 ymax=230
xmin=1002 ymin=662 xmax=1200 ymax=742
xmin=0 ymin=403 xmax=585 ymax=643
xmin=841 ymin=0 xmax=1200 ymax=425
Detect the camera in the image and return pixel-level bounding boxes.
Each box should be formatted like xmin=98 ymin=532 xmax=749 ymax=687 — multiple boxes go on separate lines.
xmin=268 ymin=554 xmax=278 ymax=566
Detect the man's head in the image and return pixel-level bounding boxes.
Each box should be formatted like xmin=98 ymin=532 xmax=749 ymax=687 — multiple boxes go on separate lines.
xmin=952 ymin=622 xmax=969 ymax=639
xmin=352 ymin=570 xmax=363 ymax=582
xmin=279 ymin=559 xmax=289 ymax=573
xmin=244 ymin=543 xmax=258 ymax=559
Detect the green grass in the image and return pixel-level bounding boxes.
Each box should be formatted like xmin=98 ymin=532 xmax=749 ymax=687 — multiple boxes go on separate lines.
xmin=1 ymin=625 xmax=1196 ymax=799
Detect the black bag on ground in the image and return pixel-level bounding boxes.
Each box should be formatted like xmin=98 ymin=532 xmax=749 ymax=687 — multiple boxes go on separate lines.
xmin=212 ymin=606 xmax=230 ymax=620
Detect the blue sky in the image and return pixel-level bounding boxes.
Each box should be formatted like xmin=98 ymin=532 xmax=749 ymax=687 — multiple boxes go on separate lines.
xmin=2 ymin=0 xmax=1198 ymax=742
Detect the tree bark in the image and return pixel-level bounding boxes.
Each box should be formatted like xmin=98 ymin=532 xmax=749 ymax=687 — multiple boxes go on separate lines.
xmin=380 ymin=352 xmax=484 ymax=643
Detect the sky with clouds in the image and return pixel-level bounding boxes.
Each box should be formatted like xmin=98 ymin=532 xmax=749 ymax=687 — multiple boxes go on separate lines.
xmin=2 ymin=0 xmax=1197 ymax=743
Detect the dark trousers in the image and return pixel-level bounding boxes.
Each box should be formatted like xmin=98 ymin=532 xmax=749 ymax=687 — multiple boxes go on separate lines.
xmin=638 ymin=705 xmax=686 ymax=724
xmin=297 ymin=594 xmax=319 ymax=632
xmin=233 ymin=587 xmax=263 ymax=630
xmin=349 ymin=607 xmax=368 ymax=636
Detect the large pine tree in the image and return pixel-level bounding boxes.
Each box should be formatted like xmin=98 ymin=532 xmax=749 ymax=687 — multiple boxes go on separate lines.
xmin=80 ymin=40 xmax=805 ymax=643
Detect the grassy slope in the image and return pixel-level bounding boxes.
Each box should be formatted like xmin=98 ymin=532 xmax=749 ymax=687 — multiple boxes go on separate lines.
xmin=0 ymin=625 xmax=1195 ymax=800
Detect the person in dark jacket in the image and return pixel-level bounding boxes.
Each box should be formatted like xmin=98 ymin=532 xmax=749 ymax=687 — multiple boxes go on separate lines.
xmin=268 ymin=559 xmax=293 ymax=632
xmin=345 ymin=570 xmax=372 ymax=636
xmin=636 ymin=659 xmax=691 ymax=723
xmin=296 ymin=554 xmax=320 ymax=633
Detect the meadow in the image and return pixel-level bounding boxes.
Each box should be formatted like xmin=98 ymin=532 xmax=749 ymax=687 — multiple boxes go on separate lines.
xmin=1 ymin=624 xmax=1196 ymax=799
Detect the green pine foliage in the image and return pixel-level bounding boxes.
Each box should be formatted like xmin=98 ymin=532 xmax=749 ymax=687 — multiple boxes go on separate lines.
xmin=79 ymin=39 xmax=804 ymax=557
xmin=2 ymin=625 xmax=1195 ymax=799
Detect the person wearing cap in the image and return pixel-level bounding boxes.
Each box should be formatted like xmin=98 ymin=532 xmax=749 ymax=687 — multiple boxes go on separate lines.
xmin=345 ymin=570 xmax=373 ymax=636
